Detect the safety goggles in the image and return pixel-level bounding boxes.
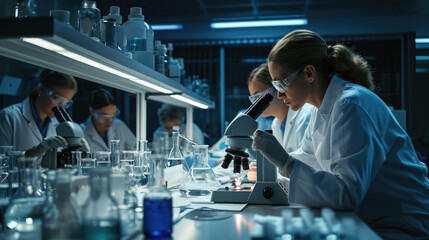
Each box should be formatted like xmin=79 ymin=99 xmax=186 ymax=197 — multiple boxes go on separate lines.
xmin=93 ymin=108 xmax=120 ymax=123
xmin=271 ymin=67 xmax=303 ymax=93
xmin=42 ymin=84 xmax=73 ymax=109
xmin=248 ymin=87 xmax=275 ymax=104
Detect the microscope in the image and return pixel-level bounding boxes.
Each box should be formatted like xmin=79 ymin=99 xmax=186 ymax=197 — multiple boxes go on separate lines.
xmin=211 ymin=92 xmax=289 ymax=204
xmin=41 ymin=107 xmax=86 ymax=169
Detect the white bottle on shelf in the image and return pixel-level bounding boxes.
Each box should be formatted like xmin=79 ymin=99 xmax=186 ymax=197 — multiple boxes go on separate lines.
xmin=103 ymin=6 xmax=124 ymax=52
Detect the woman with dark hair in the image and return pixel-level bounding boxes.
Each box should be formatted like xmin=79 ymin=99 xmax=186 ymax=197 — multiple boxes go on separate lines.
xmin=80 ymin=88 xmax=136 ymax=151
xmin=252 ymin=29 xmax=429 ymax=239
xmin=0 ymin=69 xmax=88 ymax=159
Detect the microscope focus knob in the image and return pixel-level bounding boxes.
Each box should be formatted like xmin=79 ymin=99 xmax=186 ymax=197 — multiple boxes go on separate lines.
xmin=262 ymin=187 xmax=274 ymax=199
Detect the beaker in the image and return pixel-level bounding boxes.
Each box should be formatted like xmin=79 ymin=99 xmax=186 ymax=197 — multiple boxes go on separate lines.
xmin=138 ymin=140 xmax=148 ymax=152
xmin=96 ymin=151 xmax=111 ymax=169
xmin=6 ymin=151 xmax=25 ymax=198
xmin=120 ymin=150 xmax=136 ymax=170
xmin=178 ymin=145 xmax=221 ymax=197
xmin=81 ymin=158 xmax=96 ymax=175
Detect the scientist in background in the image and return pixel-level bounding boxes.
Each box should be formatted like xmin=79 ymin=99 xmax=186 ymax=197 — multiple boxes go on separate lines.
xmin=253 ymin=29 xmax=429 ymax=239
xmin=0 ymin=69 xmax=89 ymax=159
xmin=248 ymin=63 xmax=313 ymax=153
xmin=80 ymin=88 xmax=136 ymax=151
xmin=153 ymin=104 xmax=204 ymax=145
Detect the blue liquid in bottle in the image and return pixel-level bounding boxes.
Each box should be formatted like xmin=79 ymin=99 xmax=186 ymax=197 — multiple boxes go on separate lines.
xmin=144 ymin=198 xmax=173 ymax=238
xmin=83 ymin=219 xmax=120 ymax=240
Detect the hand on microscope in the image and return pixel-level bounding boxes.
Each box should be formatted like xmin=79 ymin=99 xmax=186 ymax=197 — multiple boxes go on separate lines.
xmin=252 ymin=129 xmax=296 ymax=178
xmin=80 ymin=138 xmax=90 ymax=152
xmin=27 ymin=136 xmax=68 ymax=159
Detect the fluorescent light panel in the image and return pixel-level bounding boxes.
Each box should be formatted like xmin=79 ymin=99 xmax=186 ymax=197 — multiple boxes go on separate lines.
xmin=21 ymin=37 xmax=172 ymax=94
xmin=416 ymin=38 xmax=429 ymax=43
xmin=211 ymin=19 xmax=307 ymax=29
xmin=171 ymin=95 xmax=209 ymax=109
xmin=151 ymin=24 xmax=183 ymax=30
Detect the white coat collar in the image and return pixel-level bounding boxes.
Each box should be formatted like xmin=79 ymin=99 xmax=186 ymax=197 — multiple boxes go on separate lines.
xmin=22 ymin=97 xmax=59 ymax=139
xmin=84 ymin=116 xmax=116 ymax=142
xmin=318 ymin=75 xmax=346 ymax=120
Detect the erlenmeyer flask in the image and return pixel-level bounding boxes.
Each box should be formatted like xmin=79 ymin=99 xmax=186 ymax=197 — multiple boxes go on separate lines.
xmin=165 ymin=128 xmax=189 ymax=188
xmin=179 ymin=145 xmax=220 ymax=197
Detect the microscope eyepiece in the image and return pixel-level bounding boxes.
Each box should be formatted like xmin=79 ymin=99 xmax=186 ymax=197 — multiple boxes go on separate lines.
xmin=244 ymin=92 xmax=273 ymax=119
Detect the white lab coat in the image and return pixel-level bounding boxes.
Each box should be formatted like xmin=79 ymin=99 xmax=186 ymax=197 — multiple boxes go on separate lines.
xmin=153 ymin=122 xmax=204 ymax=145
xmin=272 ymin=103 xmax=313 ymax=153
xmin=288 ymin=76 xmax=429 ymax=238
xmin=80 ymin=116 xmax=136 ymax=152
xmin=0 ymin=97 xmax=59 ymax=151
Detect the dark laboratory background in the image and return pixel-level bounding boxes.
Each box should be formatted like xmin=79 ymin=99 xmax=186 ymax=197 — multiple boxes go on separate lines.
xmin=0 ymin=0 xmax=428 ymax=161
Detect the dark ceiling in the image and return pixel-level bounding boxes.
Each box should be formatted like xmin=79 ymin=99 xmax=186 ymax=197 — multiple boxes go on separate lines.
xmin=98 ymin=0 xmax=429 ymax=24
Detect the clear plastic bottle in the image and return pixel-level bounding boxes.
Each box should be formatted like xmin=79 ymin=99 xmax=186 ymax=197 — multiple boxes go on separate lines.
xmin=77 ymin=0 xmax=101 ymax=41
xmin=103 ymin=6 xmax=124 ymax=52
xmin=166 ymin=128 xmax=189 ymax=187
xmin=82 ymin=169 xmax=120 ymax=240
xmin=122 ymin=8 xmax=146 ymax=56
xmin=15 ymin=0 xmax=37 ymax=18
xmin=101 ymin=18 xmax=121 ymax=52
xmin=144 ymin=154 xmax=172 ymax=238
xmin=4 ymin=157 xmax=44 ymax=240
xmin=179 ymin=145 xmax=220 ymax=196
xmin=42 ymin=169 xmax=82 ymax=239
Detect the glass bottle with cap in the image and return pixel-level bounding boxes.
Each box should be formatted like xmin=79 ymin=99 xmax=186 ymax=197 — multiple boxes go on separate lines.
xmin=103 ymin=6 xmax=124 ymax=52
xmin=143 ymin=154 xmax=172 ymax=238
xmin=78 ymin=0 xmax=101 ymax=41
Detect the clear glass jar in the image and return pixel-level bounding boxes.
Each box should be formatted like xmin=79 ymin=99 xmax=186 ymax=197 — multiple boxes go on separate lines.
xmin=179 ymin=145 xmax=221 ymax=196
xmin=77 ymin=0 xmax=101 ymax=41
xmin=82 ymin=169 xmax=120 ymax=240
xmin=143 ymin=154 xmax=172 ymax=238
xmin=42 ymin=169 xmax=82 ymax=239
xmin=4 ymin=157 xmax=44 ymax=240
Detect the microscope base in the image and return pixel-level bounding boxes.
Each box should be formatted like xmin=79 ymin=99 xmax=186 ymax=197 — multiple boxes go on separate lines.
xmin=211 ymin=181 xmax=289 ymax=205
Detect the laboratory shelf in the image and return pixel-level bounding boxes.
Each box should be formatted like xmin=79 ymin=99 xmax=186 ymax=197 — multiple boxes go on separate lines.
xmin=0 ymin=17 xmax=214 ymax=109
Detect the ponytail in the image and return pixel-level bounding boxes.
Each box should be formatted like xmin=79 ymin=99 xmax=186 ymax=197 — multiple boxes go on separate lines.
xmin=268 ymin=29 xmax=375 ymax=91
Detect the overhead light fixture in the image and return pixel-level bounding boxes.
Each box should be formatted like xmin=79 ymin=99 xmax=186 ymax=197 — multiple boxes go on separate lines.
xmin=210 ymin=18 xmax=307 ymax=29
xmin=171 ymin=95 xmax=209 ymax=109
xmin=416 ymin=38 xmax=429 ymax=44
xmin=21 ymin=37 xmax=173 ymax=94
xmin=151 ymin=24 xmax=183 ymax=31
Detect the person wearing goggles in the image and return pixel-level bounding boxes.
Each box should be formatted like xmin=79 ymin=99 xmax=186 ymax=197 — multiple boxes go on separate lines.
xmin=80 ymin=88 xmax=136 ymax=152
xmin=0 ymin=69 xmax=88 ymax=160
xmin=246 ymin=63 xmax=313 ymax=182
xmin=252 ymin=29 xmax=429 ymax=239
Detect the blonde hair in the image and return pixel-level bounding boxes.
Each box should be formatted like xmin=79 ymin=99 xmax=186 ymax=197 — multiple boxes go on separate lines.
xmin=268 ymin=29 xmax=374 ymax=90
xmin=247 ymin=63 xmax=272 ymax=86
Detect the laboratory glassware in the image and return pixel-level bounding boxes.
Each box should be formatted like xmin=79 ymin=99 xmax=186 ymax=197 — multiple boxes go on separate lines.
xmin=103 ymin=6 xmax=124 ymax=52
xmin=78 ymin=0 xmax=101 ymax=41
xmin=0 ymin=155 xmax=9 ymax=198
xmin=42 ymin=169 xmax=82 ymax=239
xmin=120 ymin=150 xmax=136 ymax=170
xmin=143 ymin=154 xmax=172 ymax=238
xmin=138 ymin=139 xmax=148 ymax=152
xmin=166 ymin=128 xmax=189 ymax=187
xmin=6 ymin=151 xmax=25 ymax=198
xmin=0 ymin=146 xmax=13 ymax=155
xmin=134 ymin=151 xmax=150 ymax=189
xmin=179 ymin=145 xmax=221 ymax=197
xmin=4 ymin=157 xmax=44 ymax=240
xmin=96 ymin=151 xmax=111 ymax=169
xmin=101 ymin=18 xmax=121 ymax=52
xmin=110 ymin=140 xmax=120 ymax=170
xmin=81 ymin=158 xmax=96 ymax=175
xmin=70 ymin=150 xmax=82 ymax=171
xmin=15 ymin=0 xmax=36 ymax=18
xmin=82 ymin=169 xmax=120 ymax=240
xmin=49 ymin=10 xmax=71 ymax=26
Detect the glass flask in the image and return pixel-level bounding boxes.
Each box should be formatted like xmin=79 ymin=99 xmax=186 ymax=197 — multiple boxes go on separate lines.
xmin=42 ymin=169 xmax=82 ymax=239
xmin=82 ymin=169 xmax=120 ymax=240
xmin=110 ymin=140 xmax=120 ymax=170
xmin=179 ymin=145 xmax=221 ymax=197
xmin=4 ymin=157 xmax=44 ymax=240
xmin=144 ymin=154 xmax=172 ymax=238
xmin=166 ymin=128 xmax=189 ymax=188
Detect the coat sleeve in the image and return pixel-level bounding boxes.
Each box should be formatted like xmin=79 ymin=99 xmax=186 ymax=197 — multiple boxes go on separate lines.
xmin=0 ymin=109 xmax=14 ymax=147
xmin=289 ymin=101 xmax=386 ymax=210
